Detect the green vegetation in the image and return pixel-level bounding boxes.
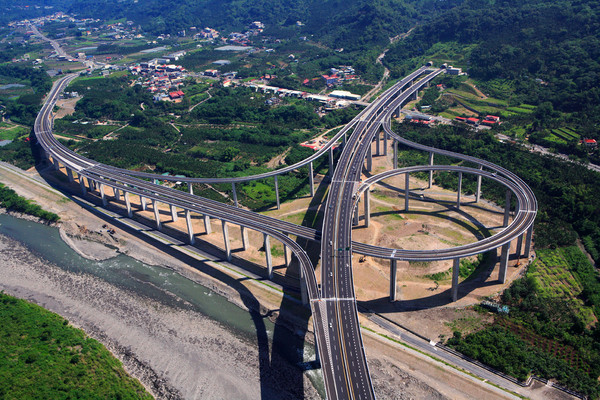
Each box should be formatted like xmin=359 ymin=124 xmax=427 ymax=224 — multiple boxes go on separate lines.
xmin=448 ymin=246 xmax=600 ymax=398
xmin=0 ymin=291 xmax=152 ymax=399
xmin=424 ymin=254 xmax=485 ymax=281
xmin=0 ymin=139 xmax=37 ymax=170
xmin=0 ymin=183 xmax=60 ymax=222
xmin=529 ymin=248 xmax=595 ymax=324
xmin=0 ymin=64 xmax=52 ymax=126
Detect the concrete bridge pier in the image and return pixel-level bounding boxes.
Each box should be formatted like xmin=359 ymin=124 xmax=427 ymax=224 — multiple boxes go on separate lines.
xmin=390 ymin=259 xmax=398 ymax=301
xmin=170 ymin=205 xmax=178 ymax=222
xmin=231 ymin=183 xmax=238 ymax=207
xmin=114 ymin=188 xmax=121 ymax=202
xmin=366 ymin=142 xmax=372 ymax=171
xmin=456 ymin=172 xmax=463 ymax=209
xmin=452 ymin=258 xmax=460 ymax=302
xmin=284 ymin=242 xmax=292 ymax=267
xmin=274 ymin=175 xmax=280 ymax=210
xmin=124 ymin=191 xmax=132 ymax=218
xmin=140 ymin=196 xmax=147 ymax=211
xmin=53 ymin=157 xmax=60 ymax=171
xmin=99 ymin=184 xmax=108 ymax=206
xmin=499 ymin=243 xmax=510 ymax=283
xmin=428 ymin=153 xmax=434 ymax=188
xmin=476 ymin=165 xmax=483 ymax=203
xmin=188 ymin=182 xmax=194 ymax=195
xmin=393 ymin=140 xmax=398 ymax=169
xmin=375 ymin=132 xmax=381 ymax=156
xmin=204 ymin=215 xmax=212 ymax=234
xmin=503 ymin=190 xmax=512 ymax=227
xmin=515 ymin=233 xmax=524 ymax=260
xmin=87 ymin=178 xmax=95 ymax=192
xmin=383 ymin=131 xmax=388 ymax=156
xmin=264 ymin=233 xmax=273 ymax=279
xmin=524 ymin=226 xmax=534 ymax=258
xmin=241 ymin=226 xmax=249 ymax=250
xmin=299 ymin=266 xmax=308 ymax=305
xmin=66 ymin=168 xmax=74 ymax=183
xmin=309 ymin=162 xmax=315 ymax=197
xmin=152 ymin=199 xmax=161 ymax=231
xmin=79 ymin=177 xmax=87 ymax=196
xmin=364 ymin=190 xmax=370 ymax=227
xmin=353 ymin=198 xmax=360 ymax=226
xmin=329 ymin=147 xmax=334 ymax=175
xmin=185 ymin=210 xmax=195 ymax=245
xmin=222 ymin=220 xmax=231 ymax=261
xmin=405 ymin=173 xmax=410 ymax=211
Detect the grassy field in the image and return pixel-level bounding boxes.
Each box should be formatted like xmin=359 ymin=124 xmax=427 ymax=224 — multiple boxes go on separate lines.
xmin=0 ymin=124 xmax=29 ymax=141
xmin=528 ymin=248 xmax=596 ymax=325
xmin=0 ymin=292 xmax=152 ymax=399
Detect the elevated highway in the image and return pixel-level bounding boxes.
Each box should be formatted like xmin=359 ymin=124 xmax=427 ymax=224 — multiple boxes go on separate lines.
xmin=35 ymin=62 xmax=536 ymax=399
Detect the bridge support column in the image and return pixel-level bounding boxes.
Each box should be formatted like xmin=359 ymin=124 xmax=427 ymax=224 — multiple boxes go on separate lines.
xmin=457 ymin=172 xmax=463 ymax=209
xmin=452 ymin=258 xmax=460 ymax=302
xmin=390 ymin=259 xmax=398 ymax=302
xmin=185 ymin=210 xmax=195 ymax=245
xmin=524 ymin=226 xmax=534 ymax=259
xmin=376 ymin=131 xmax=380 ymax=156
xmin=188 ymin=182 xmax=194 ymax=195
xmin=80 ymin=177 xmax=87 ymax=196
xmin=476 ymin=165 xmax=483 ymax=203
xmin=309 ymin=162 xmax=315 ymax=197
xmin=124 ymin=191 xmax=132 ymax=218
xmin=53 ymin=157 xmax=60 ymax=171
xmin=499 ymin=243 xmax=510 ymax=283
xmin=231 ymin=183 xmax=238 ymax=207
xmin=170 ymin=205 xmax=178 ymax=222
xmin=515 ymin=233 xmax=523 ymax=260
xmin=329 ymin=147 xmax=334 ymax=176
xmin=284 ymin=242 xmax=292 ymax=267
xmin=299 ymin=266 xmax=308 ymax=305
xmin=264 ymin=234 xmax=273 ymax=279
xmin=222 ymin=220 xmax=231 ymax=261
xmin=503 ymin=190 xmax=512 ymax=227
xmin=87 ymin=178 xmax=95 ymax=192
xmin=353 ymin=199 xmax=360 ymax=226
xmin=366 ymin=142 xmax=372 ymax=171
xmin=141 ymin=196 xmax=147 ymax=211
xmin=99 ymin=184 xmax=108 ymax=206
xmin=274 ymin=176 xmax=280 ymax=210
xmin=204 ymin=215 xmax=212 ymax=234
xmin=383 ymin=131 xmax=388 ymax=156
xmin=66 ymin=168 xmax=74 ymax=183
xmin=393 ymin=140 xmax=398 ymax=169
xmin=152 ymin=199 xmax=161 ymax=231
xmin=114 ymin=188 xmax=121 ymax=202
xmin=428 ymin=153 xmax=434 ymax=188
xmin=241 ymin=226 xmax=249 ymax=251
xmin=364 ymin=190 xmax=370 ymax=227
xmin=405 ymin=173 xmax=410 ymax=211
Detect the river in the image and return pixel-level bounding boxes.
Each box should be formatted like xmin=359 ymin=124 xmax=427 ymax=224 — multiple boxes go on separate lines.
xmin=0 ymin=213 xmax=324 ymax=398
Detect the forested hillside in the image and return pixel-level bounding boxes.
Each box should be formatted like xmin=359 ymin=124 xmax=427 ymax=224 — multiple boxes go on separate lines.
xmin=385 ymin=0 xmax=600 ymax=135
xmin=1 ymin=0 xmax=461 ymax=50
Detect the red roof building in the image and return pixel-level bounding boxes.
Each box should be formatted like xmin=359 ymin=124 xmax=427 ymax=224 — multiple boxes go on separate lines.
xmin=169 ymin=90 xmax=185 ymax=100
xmin=466 ymin=117 xmax=479 ymax=125
xmin=583 ymin=138 xmax=597 ymax=147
